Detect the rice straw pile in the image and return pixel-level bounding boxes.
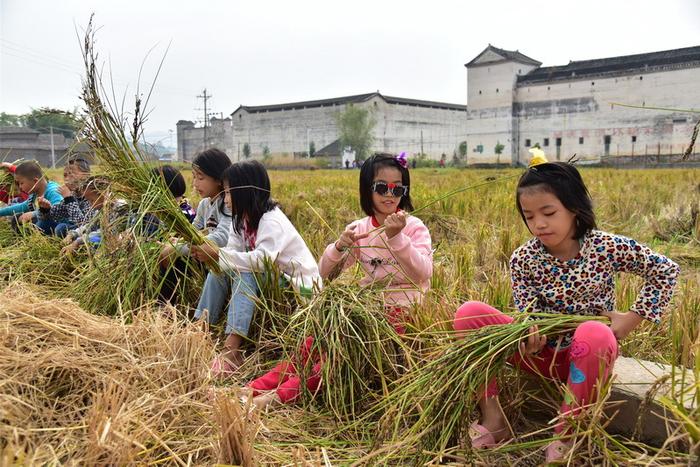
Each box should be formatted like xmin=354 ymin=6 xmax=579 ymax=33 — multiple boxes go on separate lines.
xmin=0 ymin=283 xmax=221 ymax=465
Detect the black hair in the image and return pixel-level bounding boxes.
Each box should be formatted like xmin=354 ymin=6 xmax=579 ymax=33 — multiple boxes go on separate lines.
xmin=516 ymin=161 xmax=596 ymax=239
xmin=15 ymin=161 xmax=43 ymax=180
xmin=359 ymin=152 xmax=414 ymax=217
xmin=153 ymin=165 xmax=187 ymax=198
xmin=67 ymin=157 xmax=91 ymax=173
xmin=223 ymin=159 xmax=278 ymax=234
xmin=192 ymin=148 xmax=231 ymax=181
xmin=81 ymin=175 xmax=110 ymax=194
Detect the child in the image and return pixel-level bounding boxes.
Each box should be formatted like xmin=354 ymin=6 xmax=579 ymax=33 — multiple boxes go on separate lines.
xmin=0 ymin=162 xmax=29 ymax=204
xmin=452 ymin=158 xmax=679 ymax=462
xmin=37 ymin=157 xmax=92 ymax=237
xmin=159 ymin=150 xmax=232 ymax=304
xmin=62 ymin=176 xmax=114 ymax=254
xmin=0 ymin=161 xmax=63 ymax=234
xmin=155 ymin=165 xmax=196 ymax=222
xmin=160 ymin=148 xmax=232 ymax=264
xmin=249 ymin=152 xmax=433 ymax=408
xmin=191 ymin=159 xmax=321 ymax=375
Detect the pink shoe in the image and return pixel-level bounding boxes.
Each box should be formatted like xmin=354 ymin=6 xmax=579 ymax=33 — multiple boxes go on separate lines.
xmin=210 ymin=356 xmax=237 ymax=379
xmin=545 ymin=440 xmax=573 ymax=463
xmin=468 ymin=421 xmax=504 ymax=449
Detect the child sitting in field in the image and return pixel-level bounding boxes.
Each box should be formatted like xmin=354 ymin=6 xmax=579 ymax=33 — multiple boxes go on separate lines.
xmin=452 ymin=156 xmax=679 ymax=462
xmin=0 ymin=162 xmax=29 ymax=205
xmin=191 ymin=159 xmax=321 ymax=376
xmin=37 ymin=157 xmax=92 ymax=237
xmin=62 ymin=176 xmax=118 ymax=254
xmin=0 ymin=161 xmax=64 ymax=234
xmin=248 ymin=152 xmax=433 ymax=408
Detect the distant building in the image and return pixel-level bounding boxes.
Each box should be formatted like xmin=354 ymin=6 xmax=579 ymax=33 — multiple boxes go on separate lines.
xmin=176 ymin=92 xmax=467 ymax=162
xmin=0 ymin=127 xmax=90 ymax=167
xmin=465 ymin=45 xmax=700 ymax=164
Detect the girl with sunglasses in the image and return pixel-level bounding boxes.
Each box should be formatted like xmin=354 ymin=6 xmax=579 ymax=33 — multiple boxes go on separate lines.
xmin=248 ymin=152 xmax=433 ymax=408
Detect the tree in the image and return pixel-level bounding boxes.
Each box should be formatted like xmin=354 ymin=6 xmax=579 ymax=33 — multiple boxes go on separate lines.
xmin=309 ymin=141 xmax=316 ymax=157
xmin=262 ymin=145 xmax=271 ymax=161
xmin=242 ymin=143 xmax=251 ymax=159
xmin=458 ymin=141 xmax=468 ymax=158
xmin=23 ymin=107 xmax=79 ymax=138
xmin=0 ymin=112 xmax=23 ymax=127
xmin=494 ymin=142 xmax=505 ymax=154
xmin=336 ymin=104 xmax=375 ymax=161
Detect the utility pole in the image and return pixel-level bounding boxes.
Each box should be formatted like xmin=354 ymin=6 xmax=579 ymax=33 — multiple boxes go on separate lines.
xmin=49 ymin=126 xmax=56 ymax=169
xmin=196 ymin=89 xmax=212 ymax=147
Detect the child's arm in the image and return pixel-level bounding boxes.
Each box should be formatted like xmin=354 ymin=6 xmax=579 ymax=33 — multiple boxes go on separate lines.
xmin=0 ymin=198 xmax=30 ymax=217
xmin=611 ymin=235 xmax=680 ymax=324
xmin=384 ymin=218 xmax=433 ymax=283
xmin=318 ymin=222 xmax=363 ymax=279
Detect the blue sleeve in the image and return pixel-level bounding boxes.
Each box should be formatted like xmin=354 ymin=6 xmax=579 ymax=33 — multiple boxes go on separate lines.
xmin=44 ymin=186 xmax=64 ymax=206
xmin=0 ymin=198 xmax=30 ymax=216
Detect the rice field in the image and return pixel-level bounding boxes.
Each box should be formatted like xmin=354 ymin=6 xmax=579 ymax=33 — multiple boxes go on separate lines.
xmin=0 ymin=166 xmax=698 ymax=465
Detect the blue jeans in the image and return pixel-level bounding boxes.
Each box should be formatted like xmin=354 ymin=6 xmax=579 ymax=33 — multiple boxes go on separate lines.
xmin=54 ymin=222 xmax=76 ymax=238
xmin=195 ymin=271 xmax=259 ymax=336
xmin=35 ymin=218 xmax=58 ymax=235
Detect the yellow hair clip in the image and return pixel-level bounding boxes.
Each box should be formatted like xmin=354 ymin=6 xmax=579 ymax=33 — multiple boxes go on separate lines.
xmin=528 ymin=148 xmax=548 ymax=167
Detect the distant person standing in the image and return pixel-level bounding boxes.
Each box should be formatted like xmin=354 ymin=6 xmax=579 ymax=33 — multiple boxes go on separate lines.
xmin=412 ymin=159 xmax=417 ymax=169
xmin=345 ymin=159 xmax=350 ymax=169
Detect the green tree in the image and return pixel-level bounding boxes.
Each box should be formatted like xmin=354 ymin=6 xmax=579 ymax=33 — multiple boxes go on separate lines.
xmin=458 ymin=141 xmax=468 ymax=157
xmin=262 ymin=144 xmax=271 ymax=161
xmin=24 ymin=107 xmax=79 ymax=138
xmin=309 ymin=141 xmax=316 ymax=157
xmin=494 ymin=142 xmax=505 ymax=154
xmin=242 ymin=143 xmax=251 ymax=159
xmin=336 ymin=104 xmax=375 ymax=161
xmin=0 ymin=112 xmax=23 ymax=127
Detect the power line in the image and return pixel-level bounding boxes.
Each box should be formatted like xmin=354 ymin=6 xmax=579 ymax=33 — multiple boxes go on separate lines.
xmin=196 ymin=89 xmax=212 ymax=147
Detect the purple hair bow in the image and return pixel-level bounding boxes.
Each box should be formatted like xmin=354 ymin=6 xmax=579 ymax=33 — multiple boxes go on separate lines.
xmin=395 ymin=152 xmax=408 ymax=168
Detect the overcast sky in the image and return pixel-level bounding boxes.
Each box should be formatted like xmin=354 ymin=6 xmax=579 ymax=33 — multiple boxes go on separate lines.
xmin=2 ymin=0 xmax=699 ymax=145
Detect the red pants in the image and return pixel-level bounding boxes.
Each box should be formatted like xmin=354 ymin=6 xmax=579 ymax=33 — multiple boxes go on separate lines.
xmin=249 ymin=307 xmax=407 ymax=404
xmin=453 ymin=301 xmax=618 ymax=433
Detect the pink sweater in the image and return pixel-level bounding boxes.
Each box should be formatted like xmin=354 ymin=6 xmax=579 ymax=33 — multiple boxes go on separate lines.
xmin=319 ymin=215 xmax=433 ymax=308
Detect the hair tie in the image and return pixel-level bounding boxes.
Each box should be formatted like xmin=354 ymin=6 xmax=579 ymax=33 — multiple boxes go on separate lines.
xmin=528 ymin=148 xmax=548 ymax=168
xmin=395 ymin=152 xmax=408 ymax=168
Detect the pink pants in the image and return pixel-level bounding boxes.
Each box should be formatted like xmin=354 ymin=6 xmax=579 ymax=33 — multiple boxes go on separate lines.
xmin=453 ymin=301 xmax=618 ymax=433
xmin=249 ymin=307 xmax=407 ymax=404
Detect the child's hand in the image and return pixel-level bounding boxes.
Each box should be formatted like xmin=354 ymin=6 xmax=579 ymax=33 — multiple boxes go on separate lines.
xmin=520 ymin=325 xmax=546 ymax=356
xmin=384 ymin=211 xmax=407 ymax=239
xmin=61 ymin=240 xmax=79 ymax=256
xmin=191 ymin=243 xmax=219 ymax=264
xmin=37 ymin=197 xmax=51 ymax=209
xmin=159 ymin=244 xmax=176 ymax=267
xmin=0 ymin=162 xmax=13 ymax=170
xmin=18 ymin=212 xmax=34 ymax=224
xmin=600 ymin=310 xmax=644 ymax=341
xmin=335 ymin=224 xmax=369 ymax=252
xmin=58 ymin=185 xmax=72 ymax=197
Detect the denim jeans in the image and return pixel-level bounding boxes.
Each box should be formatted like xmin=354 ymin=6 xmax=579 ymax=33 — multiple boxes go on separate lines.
xmin=194 ymin=271 xmax=259 ymax=336
xmin=54 ymin=222 xmax=76 ymax=238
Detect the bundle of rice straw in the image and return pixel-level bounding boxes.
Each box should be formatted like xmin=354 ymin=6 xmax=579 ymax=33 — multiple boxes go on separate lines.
xmin=78 ymin=18 xmax=211 ymax=262
xmin=374 ymin=312 xmax=605 ymax=465
xmin=283 ymin=283 xmax=410 ymax=422
xmin=0 ymin=283 xmax=220 ymax=464
xmin=0 ymin=227 xmax=68 ymax=291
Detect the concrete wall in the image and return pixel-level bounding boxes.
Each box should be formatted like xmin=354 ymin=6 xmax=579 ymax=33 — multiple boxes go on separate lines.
xmin=514 ymin=67 xmax=700 ymax=164
xmin=0 ymin=128 xmax=89 ymax=168
xmin=177 ymin=97 xmax=467 ymax=162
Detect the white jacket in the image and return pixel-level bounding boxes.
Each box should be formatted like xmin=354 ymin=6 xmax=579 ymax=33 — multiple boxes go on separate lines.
xmin=218 ymin=207 xmax=322 ymax=293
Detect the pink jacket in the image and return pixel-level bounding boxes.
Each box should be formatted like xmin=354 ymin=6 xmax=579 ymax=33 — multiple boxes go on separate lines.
xmin=318 ymin=215 xmax=433 ymax=307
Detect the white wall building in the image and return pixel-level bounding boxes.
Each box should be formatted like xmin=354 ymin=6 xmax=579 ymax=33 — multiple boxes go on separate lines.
xmin=177 ymin=92 xmax=467 ymax=162
xmin=465 ymin=45 xmax=700 ymax=165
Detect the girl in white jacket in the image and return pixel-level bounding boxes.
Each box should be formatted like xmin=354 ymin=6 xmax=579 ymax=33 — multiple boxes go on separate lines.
xmin=192 ymin=160 xmax=321 ymax=377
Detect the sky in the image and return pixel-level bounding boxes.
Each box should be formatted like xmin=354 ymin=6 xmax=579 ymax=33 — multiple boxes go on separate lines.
xmin=2 ymin=0 xmax=700 ymax=146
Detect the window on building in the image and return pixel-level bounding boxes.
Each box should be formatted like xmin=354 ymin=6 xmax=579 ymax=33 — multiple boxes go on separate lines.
xmin=525 ymin=139 xmax=531 ymax=147
xmin=579 ymin=137 xmax=584 ymax=144
xmin=544 ymin=138 xmax=550 ymax=147
xmin=639 ymin=76 xmax=643 ymax=80
xmin=604 ymin=135 xmax=611 ymax=145
xmin=631 ymin=136 xmax=637 ymax=143
xmin=591 ymin=81 xmax=595 ymax=86
xmin=496 ymin=88 xmax=499 ymax=93
xmin=556 ymin=137 xmax=562 ymax=147
xmin=479 ymin=90 xmax=482 ymax=95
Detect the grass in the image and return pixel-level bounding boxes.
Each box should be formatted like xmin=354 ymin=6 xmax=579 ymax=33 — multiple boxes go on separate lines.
xmin=0 ymin=166 xmax=698 ymax=464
